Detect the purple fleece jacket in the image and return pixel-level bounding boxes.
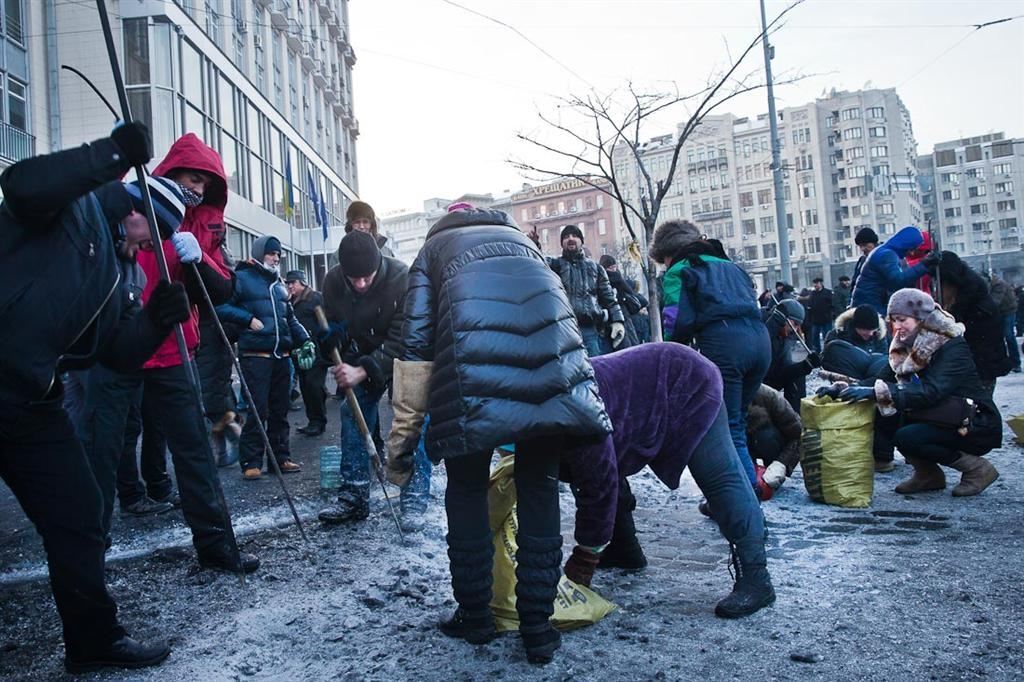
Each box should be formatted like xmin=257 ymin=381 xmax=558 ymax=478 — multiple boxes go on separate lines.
xmin=562 ymin=343 xmax=723 ymax=548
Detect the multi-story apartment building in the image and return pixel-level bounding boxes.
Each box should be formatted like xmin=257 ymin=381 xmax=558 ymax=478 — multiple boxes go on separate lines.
xmin=612 ymin=88 xmax=920 ymax=290
xmin=917 ymin=132 xmax=1023 ymax=281
xmin=0 ymin=0 xmax=32 ymax=169
xmin=18 ymin=0 xmax=358 ymax=287
xmin=380 ymin=192 xmax=512 ymax=264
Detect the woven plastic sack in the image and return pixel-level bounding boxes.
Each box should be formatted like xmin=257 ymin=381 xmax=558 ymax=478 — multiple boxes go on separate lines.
xmin=1008 ymin=414 xmax=1024 ymax=445
xmin=799 ymin=396 xmax=875 ymax=507
xmin=487 ymin=455 xmax=617 ymax=632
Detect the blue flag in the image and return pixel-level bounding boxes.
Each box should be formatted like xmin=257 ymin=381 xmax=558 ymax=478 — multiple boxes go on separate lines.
xmin=307 ymin=166 xmax=328 ymax=241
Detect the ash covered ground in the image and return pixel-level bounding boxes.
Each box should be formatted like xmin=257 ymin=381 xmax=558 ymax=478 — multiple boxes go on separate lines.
xmin=2 ymin=372 xmax=1023 ymax=680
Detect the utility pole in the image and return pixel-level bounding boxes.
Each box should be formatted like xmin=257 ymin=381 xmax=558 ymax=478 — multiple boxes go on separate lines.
xmin=760 ymin=0 xmax=791 ymax=286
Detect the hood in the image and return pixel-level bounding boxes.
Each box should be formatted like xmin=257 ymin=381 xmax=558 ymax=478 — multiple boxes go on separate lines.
xmin=905 ymin=230 xmax=933 ymax=260
xmin=153 ymin=133 xmax=228 ymax=210
xmin=881 ymin=226 xmax=924 ymax=258
xmin=425 ymin=208 xmax=518 ymax=240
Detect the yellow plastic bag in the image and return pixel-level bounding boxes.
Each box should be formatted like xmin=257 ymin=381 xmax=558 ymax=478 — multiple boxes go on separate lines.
xmin=488 ymin=455 xmax=617 ymax=632
xmin=1007 ymin=415 xmax=1024 ymax=445
xmin=799 ymin=396 xmax=875 ymax=507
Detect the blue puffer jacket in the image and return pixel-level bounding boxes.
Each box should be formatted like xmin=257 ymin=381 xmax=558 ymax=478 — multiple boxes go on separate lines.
xmin=217 ymin=261 xmax=309 ymax=355
xmin=661 ymin=255 xmax=761 ymax=344
xmin=851 ymin=226 xmax=928 ymax=315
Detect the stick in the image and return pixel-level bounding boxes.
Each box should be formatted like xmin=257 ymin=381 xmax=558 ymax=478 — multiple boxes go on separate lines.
xmin=313 ymin=307 xmax=405 ymax=542
xmin=93 ymin=0 xmax=247 ymax=583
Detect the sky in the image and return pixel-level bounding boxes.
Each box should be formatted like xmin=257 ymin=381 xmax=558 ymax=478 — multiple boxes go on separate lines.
xmin=349 ymin=0 xmax=1024 ymax=216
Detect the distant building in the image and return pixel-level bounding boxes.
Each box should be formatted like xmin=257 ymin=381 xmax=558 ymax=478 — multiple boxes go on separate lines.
xmin=511 ymin=177 xmax=618 ymax=258
xmin=381 ymin=192 xmax=511 ymax=264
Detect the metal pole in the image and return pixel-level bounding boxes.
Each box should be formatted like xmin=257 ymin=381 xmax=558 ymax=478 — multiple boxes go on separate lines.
xmin=760 ymin=0 xmax=791 ymax=287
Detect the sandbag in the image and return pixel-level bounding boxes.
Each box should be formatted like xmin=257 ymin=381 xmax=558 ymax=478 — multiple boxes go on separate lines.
xmin=487 ymin=455 xmax=617 ymax=632
xmin=1008 ymin=414 xmax=1024 ymax=446
xmin=799 ymin=396 xmax=875 ymax=507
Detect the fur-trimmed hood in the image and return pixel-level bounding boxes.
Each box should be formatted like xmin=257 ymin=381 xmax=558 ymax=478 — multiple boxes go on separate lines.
xmin=888 ymin=306 xmax=964 ymax=378
xmin=833 ymin=306 xmax=886 ymax=336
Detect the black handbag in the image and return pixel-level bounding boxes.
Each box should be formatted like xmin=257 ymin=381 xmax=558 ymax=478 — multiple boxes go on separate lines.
xmin=907 ymin=396 xmax=978 ymax=435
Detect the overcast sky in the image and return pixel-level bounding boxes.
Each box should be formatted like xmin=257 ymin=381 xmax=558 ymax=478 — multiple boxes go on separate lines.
xmin=349 ymin=0 xmax=1024 ymax=216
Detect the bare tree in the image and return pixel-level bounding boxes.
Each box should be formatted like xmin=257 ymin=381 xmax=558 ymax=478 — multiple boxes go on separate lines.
xmin=511 ymin=0 xmax=806 ymax=342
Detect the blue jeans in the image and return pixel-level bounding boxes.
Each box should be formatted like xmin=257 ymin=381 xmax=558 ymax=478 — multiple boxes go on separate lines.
xmin=1003 ymin=313 xmax=1021 ymax=370
xmin=338 ymin=384 xmax=431 ymax=511
xmin=808 ymin=323 xmax=830 ymax=353
xmin=580 ymin=324 xmax=610 ymax=357
xmin=696 ymin=318 xmax=771 ymax=487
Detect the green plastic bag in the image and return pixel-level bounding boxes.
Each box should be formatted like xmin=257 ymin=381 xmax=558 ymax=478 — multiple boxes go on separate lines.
xmin=487 ymin=455 xmax=617 ymax=632
xmin=799 ymin=396 xmax=875 ymax=508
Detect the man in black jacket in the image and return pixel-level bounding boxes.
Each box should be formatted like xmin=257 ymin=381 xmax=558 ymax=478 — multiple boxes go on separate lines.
xmin=285 ymin=269 xmax=329 ymax=435
xmin=545 ymin=225 xmax=625 ymax=356
xmin=803 ymin=278 xmax=834 ymax=352
xmin=0 ymin=125 xmax=190 ymax=673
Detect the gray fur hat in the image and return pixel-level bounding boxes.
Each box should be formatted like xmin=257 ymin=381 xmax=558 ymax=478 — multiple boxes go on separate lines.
xmin=649 ymin=220 xmax=702 ymax=264
xmin=887 ymin=288 xmax=935 ymax=320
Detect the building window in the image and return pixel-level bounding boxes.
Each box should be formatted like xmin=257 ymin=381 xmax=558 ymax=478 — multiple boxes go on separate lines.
xmin=5 ymin=75 xmax=26 ymax=131
xmin=743 ymin=246 xmax=758 ymax=261
xmin=598 ymin=219 xmax=607 ymax=235
xmin=945 ymin=207 xmax=962 ymax=218
xmin=866 ymin=107 xmax=884 ymax=118
xmin=849 ymin=165 xmax=866 ymax=178
xmin=947 ymin=224 xmax=963 ymax=235
xmin=969 ymin=204 xmax=988 ymax=215
xmin=965 ymin=167 xmax=985 ymax=180
xmin=760 ymin=216 xmax=774 ymax=233
xmin=4 ymin=0 xmax=23 ymax=44
xmin=998 ymin=218 xmax=1018 ymax=230
xmin=879 ymin=203 xmax=894 ymax=215
xmin=762 ymin=243 xmax=777 ymax=259
xmin=757 ymin=189 xmax=771 ymax=206
xmin=840 ymin=108 xmax=861 ymax=121
xmin=742 ymin=219 xmax=756 ymax=235
xmin=968 ymin=185 xmax=986 ymax=198
xmin=942 ymin=188 xmax=960 ymax=201
xmin=870 ymin=145 xmax=888 ymax=158
xmin=997 ymin=200 xmax=1016 ymax=212
xmin=868 ymin=126 xmax=886 ymax=138
xmin=792 ymin=127 xmax=811 ymax=144
xmin=801 ymin=209 xmax=818 ymax=226
xmin=992 ymin=163 xmax=1012 ymax=175
xmin=995 ymin=181 xmax=1013 ymax=193
xmin=842 ymin=128 xmax=862 ymax=140
xmin=739 ymin=192 xmax=753 ymax=208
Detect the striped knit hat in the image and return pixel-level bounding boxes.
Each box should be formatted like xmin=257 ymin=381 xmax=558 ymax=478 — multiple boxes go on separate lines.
xmin=124 ymin=175 xmax=186 ymax=239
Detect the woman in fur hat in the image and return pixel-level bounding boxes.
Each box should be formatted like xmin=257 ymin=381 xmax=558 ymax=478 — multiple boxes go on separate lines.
xmin=821 ymin=288 xmax=1002 ymax=496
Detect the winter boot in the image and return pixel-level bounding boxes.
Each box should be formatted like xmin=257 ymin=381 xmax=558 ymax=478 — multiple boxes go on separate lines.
xmin=714 ymin=544 xmax=776 ymax=619
xmin=317 ymin=492 xmax=369 ymax=524
xmin=210 ymin=411 xmax=236 ymax=436
xmin=894 ymin=456 xmax=946 ymax=494
xmin=598 ymin=479 xmax=648 ymax=570
xmin=515 ymin=534 xmax=563 ymax=665
xmin=439 ymin=534 xmax=497 ymax=644
xmin=949 ymin=453 xmax=999 ymax=497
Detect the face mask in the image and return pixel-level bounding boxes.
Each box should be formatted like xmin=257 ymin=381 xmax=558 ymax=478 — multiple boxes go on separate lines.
xmin=179 ymin=185 xmax=203 ymax=208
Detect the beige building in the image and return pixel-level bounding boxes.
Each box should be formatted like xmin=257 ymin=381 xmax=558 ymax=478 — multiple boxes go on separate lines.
xmin=15 ymin=0 xmax=359 ymax=287
xmin=511 ymin=177 xmax=618 ymax=258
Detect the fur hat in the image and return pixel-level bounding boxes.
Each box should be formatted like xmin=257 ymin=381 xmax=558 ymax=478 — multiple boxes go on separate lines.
xmin=649 ymin=220 xmax=701 ymax=264
xmin=284 ymin=269 xmax=307 ymax=284
xmin=599 ymin=254 xmax=616 ymax=268
xmin=124 ymin=175 xmax=187 ymax=239
xmin=560 ymin=224 xmax=584 ymax=244
xmin=851 ymin=304 xmax=879 ymax=331
xmin=887 ymin=288 xmax=935 ymax=320
xmin=855 ymin=227 xmax=879 ymax=246
xmin=339 ymin=229 xmax=382 ymax=278
xmin=251 ymin=235 xmax=282 ymax=261
xmin=345 ymin=200 xmax=377 ymax=233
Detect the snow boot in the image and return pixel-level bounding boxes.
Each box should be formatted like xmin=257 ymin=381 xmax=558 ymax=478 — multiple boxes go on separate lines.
xmin=440 ymin=534 xmax=497 ymax=644
xmin=515 ymin=534 xmax=563 ymax=665
xmin=949 ymin=453 xmax=999 ymax=497
xmin=894 ymin=456 xmax=946 ymax=494
xmin=317 ymin=493 xmax=369 ymax=525
xmin=714 ymin=544 xmax=776 ymax=619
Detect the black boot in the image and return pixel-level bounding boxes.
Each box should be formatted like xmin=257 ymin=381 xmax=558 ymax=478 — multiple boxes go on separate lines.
xmin=597 ymin=479 xmax=647 ymax=570
xmin=515 ymin=534 xmax=563 ymax=665
xmin=714 ymin=544 xmax=776 ymax=619
xmin=440 ymin=534 xmax=498 ymax=644
xmin=65 ymin=636 xmax=171 ymax=673
xmin=318 ymin=493 xmax=369 ymax=525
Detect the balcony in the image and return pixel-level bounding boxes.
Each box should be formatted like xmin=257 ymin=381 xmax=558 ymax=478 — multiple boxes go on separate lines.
xmin=344 ymin=45 xmax=357 ymax=66
xmin=301 ymin=43 xmax=316 ymax=70
xmin=312 ymin=61 xmax=328 ymax=87
xmin=0 ymin=123 xmax=35 ymax=165
xmin=269 ymin=1 xmax=290 ymax=29
xmin=693 ymin=208 xmax=732 ymax=222
xmin=319 ymin=0 xmax=333 ymax=20
xmin=286 ymin=19 xmax=304 ymax=51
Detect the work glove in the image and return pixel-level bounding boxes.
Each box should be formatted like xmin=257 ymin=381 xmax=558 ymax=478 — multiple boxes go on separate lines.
xmin=838 ymin=385 xmax=875 ymax=403
xmin=754 ymin=464 xmax=774 ymax=502
xmin=295 ymin=340 xmax=317 ymax=370
xmin=610 ymin=322 xmax=626 ymax=349
xmin=815 ymin=382 xmax=848 ymax=400
xmin=171 ymin=231 xmax=202 ymax=264
xmin=921 ymin=250 xmax=942 ymax=270
xmin=110 ymin=121 xmax=153 ymax=167
xmin=386 ymin=360 xmax=433 ymax=487
xmin=762 ymin=460 xmax=788 ymax=490
xmin=564 ymin=546 xmax=600 ymax=587
xmin=316 ymin=320 xmax=348 ymax=357
xmin=144 ymin=280 xmax=190 ymax=329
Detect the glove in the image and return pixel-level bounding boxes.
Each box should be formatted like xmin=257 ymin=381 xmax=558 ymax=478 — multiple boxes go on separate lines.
xmin=564 ymin=546 xmax=600 ymax=587
xmin=762 ymin=460 xmax=788 ymax=490
xmin=110 ymin=121 xmax=153 ymax=167
xmin=754 ymin=464 xmax=774 ymax=502
xmin=144 ymin=280 xmax=190 ymax=329
xmin=171 ymin=231 xmax=201 ymax=263
xmin=295 ymin=340 xmax=316 ymax=370
xmin=805 ymin=351 xmax=822 ymax=369
xmin=921 ymin=250 xmax=942 ymax=270
xmin=610 ymin=322 xmax=626 ymax=348
xmin=815 ymin=382 xmax=847 ymax=400
xmin=316 ymin=320 xmax=348 ymax=356
xmin=838 ymin=385 xmax=875 ymax=402
xmin=386 ymin=360 xmax=433 ymax=486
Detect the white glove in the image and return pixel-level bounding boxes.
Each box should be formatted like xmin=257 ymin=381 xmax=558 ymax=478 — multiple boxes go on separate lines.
xmin=171 ymin=231 xmax=202 ymax=264
xmin=610 ymin=322 xmax=626 ymax=348
xmin=763 ymin=460 xmax=788 ymax=490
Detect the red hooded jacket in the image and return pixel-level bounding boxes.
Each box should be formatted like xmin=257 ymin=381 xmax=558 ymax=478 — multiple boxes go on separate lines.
xmin=904 ymin=230 xmax=933 ymax=294
xmin=138 ymin=134 xmax=230 ymax=369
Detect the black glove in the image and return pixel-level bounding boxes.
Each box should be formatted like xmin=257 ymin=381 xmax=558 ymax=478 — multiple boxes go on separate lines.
xmin=838 ymin=385 xmax=875 ymax=403
xmin=144 ymin=280 xmax=190 ymax=329
xmin=921 ymin=250 xmax=942 ymax=270
xmin=815 ymin=383 xmax=845 ymax=400
xmin=805 ymin=351 xmax=822 ymax=369
xmin=111 ymin=121 xmax=153 ymax=167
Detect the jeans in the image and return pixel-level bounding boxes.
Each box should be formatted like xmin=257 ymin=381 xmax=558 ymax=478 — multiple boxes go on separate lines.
xmin=0 ymin=394 xmax=126 ymax=658
xmin=238 ymin=355 xmax=293 ymax=470
xmin=808 ymin=323 xmax=830 ymax=353
xmin=696 ymin=318 xmax=771 ymax=487
xmin=402 ymin=421 xmax=433 ymax=515
xmin=875 ymin=414 xmax=998 ymax=466
xmin=580 ymin=324 xmax=610 ymax=358
xmin=1003 ymin=313 xmax=1021 ymax=370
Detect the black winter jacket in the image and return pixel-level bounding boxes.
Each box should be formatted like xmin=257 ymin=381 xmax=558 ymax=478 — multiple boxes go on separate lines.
xmin=547 ymin=251 xmax=623 ymax=327
xmin=938 ymin=251 xmax=1012 ymax=381
xmin=322 ymin=255 xmax=408 ymax=387
xmin=401 ymin=209 xmax=612 ymax=461
xmin=217 ymin=261 xmax=309 ymax=356
xmin=806 ymin=287 xmax=834 ymax=325
xmin=0 ymin=139 xmax=167 ymax=404
xmin=824 ymin=307 xmax=888 ymax=354
xmin=290 ymin=286 xmax=324 ymax=344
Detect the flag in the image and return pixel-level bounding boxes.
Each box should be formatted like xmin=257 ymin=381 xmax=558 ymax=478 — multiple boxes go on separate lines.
xmin=307 ymin=166 xmax=328 ymax=241
xmin=283 ymin=157 xmax=294 ymax=220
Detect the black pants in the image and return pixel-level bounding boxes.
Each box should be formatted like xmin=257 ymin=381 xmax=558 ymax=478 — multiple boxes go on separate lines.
xmin=116 ymin=381 xmax=173 ymax=505
xmin=875 ymin=414 xmax=998 ymax=466
xmin=748 ymin=424 xmax=784 ymax=467
xmin=444 ymin=439 xmax=560 ymax=543
xmin=195 ymin=319 xmax=235 ymax=422
xmin=238 ymin=356 xmax=292 ymax=470
xmin=297 ymin=359 xmax=328 ymax=428
xmin=0 ymin=395 xmax=126 ymax=658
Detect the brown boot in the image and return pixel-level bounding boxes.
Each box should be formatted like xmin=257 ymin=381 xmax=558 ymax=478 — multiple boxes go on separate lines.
xmin=949 ymin=453 xmax=999 ymax=497
xmin=211 ymin=411 xmax=236 ymax=436
xmin=894 ymin=456 xmax=946 ymax=494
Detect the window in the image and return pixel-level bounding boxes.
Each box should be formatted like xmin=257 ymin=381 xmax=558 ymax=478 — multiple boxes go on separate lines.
xmin=840 ymin=108 xmax=861 ymax=121
xmin=598 ymin=219 xmax=607 ymax=235
xmin=762 ymin=243 xmax=777 ymax=259
xmin=945 ymin=207 xmax=962 ymax=218
xmin=760 ymin=216 xmax=774 ymax=233
xmin=757 ymin=189 xmax=772 ymax=206
xmin=854 ymin=204 xmax=870 ymax=217
xmin=743 ymin=246 xmax=758 ymax=261
xmin=4 ymin=0 xmax=23 ymax=44
xmin=935 ymin=150 xmax=956 ymax=167
xmin=992 ymin=163 xmax=1012 ymax=175
xmin=6 ymin=76 xmax=26 ymax=131
xmin=739 ymin=192 xmax=753 ymax=208
xmin=966 ymin=168 xmax=985 ymax=180
xmin=725 ymin=221 xmax=735 ymax=238
xmin=799 ymin=180 xmax=815 ymax=198
xmin=795 ymin=155 xmax=813 ymax=171
xmin=995 ymin=181 xmax=1013 ymax=193
xmin=942 ymin=189 xmax=960 ymax=201
xmin=792 ymin=127 xmax=811 ymax=144
xmin=849 ymin=165 xmax=867 ymax=178
xmin=970 ymin=204 xmax=988 ymax=215
xmin=868 ymin=126 xmax=886 ymax=138
xmin=742 ymin=219 xmax=756 ymax=235
xmin=947 ymin=224 xmax=963 ymax=235
xmin=997 ymin=200 xmax=1016 ymax=212
xmin=971 ymin=222 xmax=987 ymax=233
xmin=999 ymin=218 xmax=1018 ymax=230
xmin=804 ymin=237 xmax=821 ymax=253
xmin=866 ymin=107 xmax=884 ymax=119
xmin=870 ymin=145 xmax=888 ymax=158
xmin=965 ymin=145 xmax=983 ymax=163
xmin=879 ymin=203 xmax=894 ymax=215
xmin=843 ymin=128 xmax=862 ymax=140
xmin=847 ymin=147 xmax=864 ymax=159
xmin=801 ymin=209 xmax=818 ymax=226
xmin=968 ymin=185 xmax=986 ymax=198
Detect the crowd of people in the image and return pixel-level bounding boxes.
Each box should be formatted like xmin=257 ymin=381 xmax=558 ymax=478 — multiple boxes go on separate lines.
xmin=1 ymin=125 xmax=1018 ymax=673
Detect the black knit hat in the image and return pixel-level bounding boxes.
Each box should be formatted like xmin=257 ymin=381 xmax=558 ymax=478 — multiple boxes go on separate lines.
xmin=851 ymin=304 xmax=879 ymax=331
xmin=855 ymin=227 xmax=879 ymax=246
xmin=339 ymin=229 xmax=382 ymax=278
xmin=599 ymin=254 xmax=616 ymax=268
xmin=560 ymin=224 xmax=584 ymax=244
